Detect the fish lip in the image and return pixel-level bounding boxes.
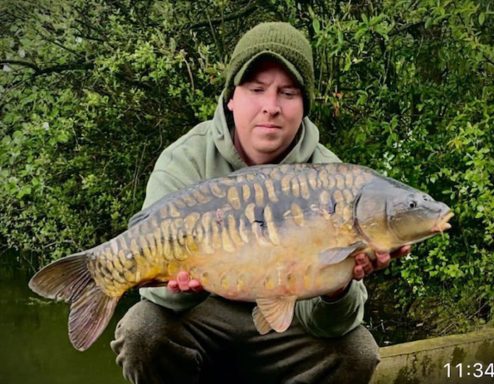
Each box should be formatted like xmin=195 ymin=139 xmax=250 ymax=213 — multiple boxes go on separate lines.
xmin=431 ymin=210 xmax=454 ymax=233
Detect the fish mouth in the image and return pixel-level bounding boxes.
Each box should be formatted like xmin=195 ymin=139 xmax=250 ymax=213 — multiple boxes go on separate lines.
xmin=431 ymin=210 xmax=454 ymax=233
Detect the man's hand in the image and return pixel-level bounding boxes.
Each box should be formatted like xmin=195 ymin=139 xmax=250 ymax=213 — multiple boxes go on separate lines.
xmin=353 ymin=245 xmax=412 ymax=280
xmin=167 ymin=271 xmax=204 ymax=293
xmin=323 ymin=245 xmax=412 ymax=301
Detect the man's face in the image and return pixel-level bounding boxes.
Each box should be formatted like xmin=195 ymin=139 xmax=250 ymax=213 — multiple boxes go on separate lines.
xmin=227 ymin=60 xmax=304 ymax=166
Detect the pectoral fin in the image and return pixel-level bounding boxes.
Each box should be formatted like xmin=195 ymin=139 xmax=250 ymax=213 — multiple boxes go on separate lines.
xmin=318 ymin=242 xmax=365 ymax=266
xmin=253 ymin=296 xmax=297 ymax=334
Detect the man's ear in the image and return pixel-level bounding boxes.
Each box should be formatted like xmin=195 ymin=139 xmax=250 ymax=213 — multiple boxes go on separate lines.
xmin=227 ymin=98 xmax=234 ymax=111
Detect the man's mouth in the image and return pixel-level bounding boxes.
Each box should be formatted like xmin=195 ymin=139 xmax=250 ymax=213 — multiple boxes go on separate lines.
xmin=256 ymin=123 xmax=281 ymax=129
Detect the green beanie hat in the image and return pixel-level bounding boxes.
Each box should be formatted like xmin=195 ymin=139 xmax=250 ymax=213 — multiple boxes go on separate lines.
xmin=223 ymin=22 xmax=315 ymax=115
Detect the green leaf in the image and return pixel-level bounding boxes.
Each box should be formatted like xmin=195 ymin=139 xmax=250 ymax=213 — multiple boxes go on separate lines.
xmin=313 ymin=19 xmax=320 ymax=34
xmin=479 ymin=12 xmax=486 ymax=26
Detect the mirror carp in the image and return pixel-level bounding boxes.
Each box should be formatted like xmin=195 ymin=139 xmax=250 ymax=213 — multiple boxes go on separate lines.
xmin=29 ymin=163 xmax=453 ymax=351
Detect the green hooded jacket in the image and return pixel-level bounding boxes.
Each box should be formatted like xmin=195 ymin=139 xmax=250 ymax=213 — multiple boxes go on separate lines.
xmin=137 ymin=95 xmax=368 ymax=338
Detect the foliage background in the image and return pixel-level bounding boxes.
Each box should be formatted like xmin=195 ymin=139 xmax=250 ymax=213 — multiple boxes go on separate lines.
xmin=1 ymin=0 xmax=493 ymax=341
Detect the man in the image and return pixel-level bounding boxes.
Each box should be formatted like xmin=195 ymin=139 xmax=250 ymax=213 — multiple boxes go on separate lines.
xmin=111 ymin=22 xmax=409 ymax=383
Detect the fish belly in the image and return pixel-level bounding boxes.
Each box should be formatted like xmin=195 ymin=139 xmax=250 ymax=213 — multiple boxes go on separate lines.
xmin=185 ymin=219 xmax=358 ymax=302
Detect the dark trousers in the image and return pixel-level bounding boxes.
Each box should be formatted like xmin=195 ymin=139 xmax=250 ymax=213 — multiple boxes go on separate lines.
xmin=111 ymin=297 xmax=380 ymax=384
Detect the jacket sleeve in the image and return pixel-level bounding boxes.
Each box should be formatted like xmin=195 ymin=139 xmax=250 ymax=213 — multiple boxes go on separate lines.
xmin=294 ymin=280 xmax=368 ymax=338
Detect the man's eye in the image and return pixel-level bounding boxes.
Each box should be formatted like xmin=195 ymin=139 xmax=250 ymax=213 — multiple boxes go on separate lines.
xmin=281 ymin=89 xmax=299 ymax=97
xmin=250 ymin=88 xmax=264 ymax=93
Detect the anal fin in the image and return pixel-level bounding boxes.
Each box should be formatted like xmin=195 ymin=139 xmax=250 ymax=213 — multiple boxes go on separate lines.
xmin=252 ymin=306 xmax=272 ymax=335
xmin=253 ymin=296 xmax=297 ymax=334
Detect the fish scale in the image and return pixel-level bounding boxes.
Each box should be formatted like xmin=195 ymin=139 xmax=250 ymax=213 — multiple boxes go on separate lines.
xmin=29 ymin=163 xmax=453 ymax=351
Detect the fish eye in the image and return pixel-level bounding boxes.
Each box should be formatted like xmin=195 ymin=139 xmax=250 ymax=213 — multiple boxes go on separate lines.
xmin=408 ymin=200 xmax=417 ymax=209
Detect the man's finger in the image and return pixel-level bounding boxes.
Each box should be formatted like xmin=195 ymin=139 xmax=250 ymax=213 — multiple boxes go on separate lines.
xmin=167 ymin=280 xmax=179 ymax=293
xmin=189 ymin=279 xmax=204 ymax=292
xmin=391 ymin=245 xmax=412 ymax=259
xmin=177 ymin=271 xmax=191 ymax=291
xmin=354 ymin=253 xmax=374 ymax=277
xmin=355 ymin=253 xmax=367 ymax=265
xmin=375 ymin=252 xmax=391 ymax=270
xmin=362 ymin=260 xmax=374 ymax=274
xmin=354 ymin=264 xmax=365 ymax=280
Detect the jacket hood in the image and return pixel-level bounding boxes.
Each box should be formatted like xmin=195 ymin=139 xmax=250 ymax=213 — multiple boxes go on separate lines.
xmin=211 ymin=93 xmax=321 ymax=170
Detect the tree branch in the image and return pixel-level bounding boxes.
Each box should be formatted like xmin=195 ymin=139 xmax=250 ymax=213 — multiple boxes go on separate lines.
xmin=0 ymin=60 xmax=40 ymax=72
xmin=483 ymin=53 xmax=494 ymax=67
xmin=39 ymin=34 xmax=83 ymax=57
xmin=73 ymin=32 xmax=106 ymax=43
xmin=0 ymin=60 xmax=93 ymax=76
xmin=73 ymin=10 xmax=107 ymax=35
xmin=35 ymin=62 xmax=94 ymax=76
xmin=187 ymin=1 xmax=258 ymax=30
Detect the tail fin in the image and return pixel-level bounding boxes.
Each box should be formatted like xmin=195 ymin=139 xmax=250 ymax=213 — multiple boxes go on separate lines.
xmin=29 ymin=252 xmax=119 ymax=351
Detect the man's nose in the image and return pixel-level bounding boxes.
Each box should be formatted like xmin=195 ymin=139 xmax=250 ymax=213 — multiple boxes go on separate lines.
xmin=262 ymin=92 xmax=281 ymax=115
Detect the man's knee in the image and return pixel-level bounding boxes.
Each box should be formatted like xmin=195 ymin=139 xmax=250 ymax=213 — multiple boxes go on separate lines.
xmin=111 ymin=300 xmax=165 ymax=357
xmin=347 ymin=325 xmax=380 ymax=366
xmin=336 ymin=325 xmax=380 ymax=382
xmin=111 ymin=300 xmax=203 ymax=384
